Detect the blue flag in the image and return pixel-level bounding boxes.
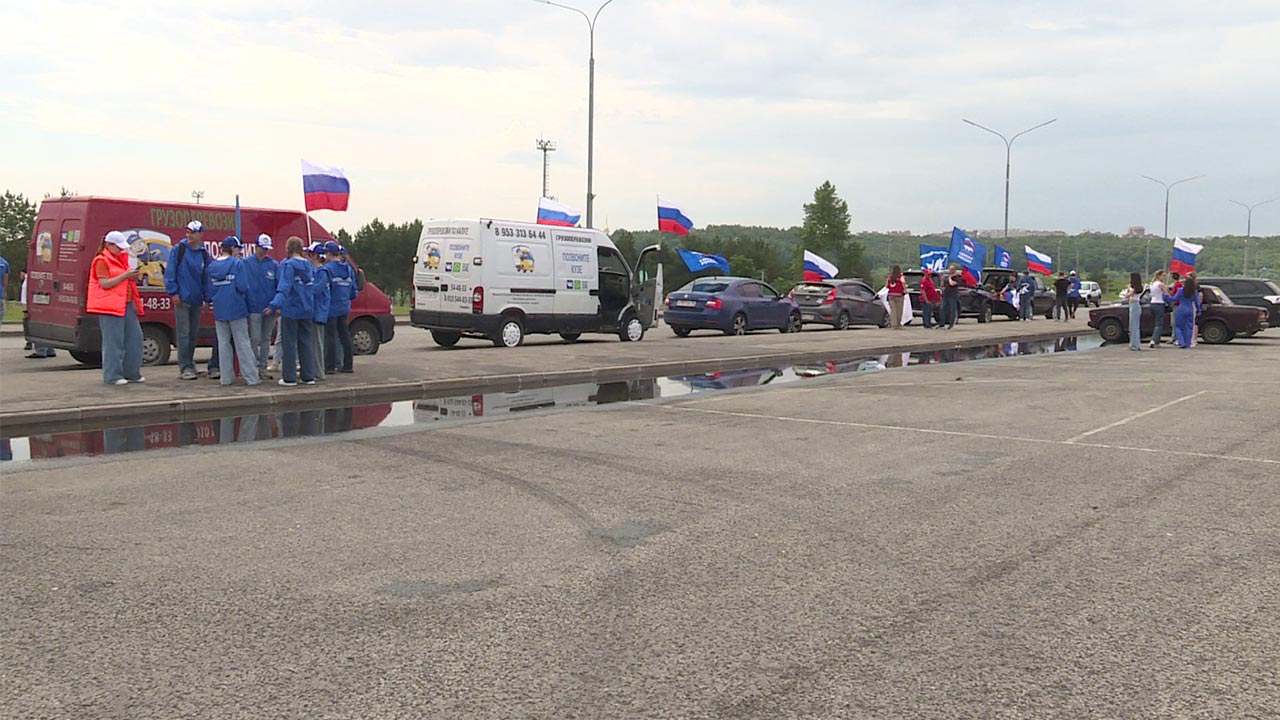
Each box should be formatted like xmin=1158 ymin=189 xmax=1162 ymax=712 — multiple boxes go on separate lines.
xmin=994 ymin=245 xmax=1013 ymax=269
xmin=947 ymin=227 xmax=986 ymax=284
xmin=920 ymin=244 xmax=949 ymax=272
xmin=677 ymin=249 xmax=730 ymax=274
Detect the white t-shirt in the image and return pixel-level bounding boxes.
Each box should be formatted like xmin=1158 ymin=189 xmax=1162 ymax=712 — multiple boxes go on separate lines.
xmin=1150 ymin=280 xmax=1168 ymax=304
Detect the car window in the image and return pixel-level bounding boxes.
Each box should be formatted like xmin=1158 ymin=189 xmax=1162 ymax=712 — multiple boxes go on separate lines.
xmin=686 ymin=280 xmax=730 ymax=294
xmin=1264 ymin=281 xmax=1280 ymax=294
xmin=737 ymin=282 xmax=762 ymax=298
xmin=759 ymin=284 xmax=780 ymax=300
xmin=793 ymin=283 xmax=833 ymax=294
xmin=598 ymin=247 xmax=628 ymax=275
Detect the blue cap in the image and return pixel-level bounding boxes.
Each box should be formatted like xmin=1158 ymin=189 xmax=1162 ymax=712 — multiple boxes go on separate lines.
xmin=307 ymin=242 xmax=326 ymax=255
xmin=221 ymin=235 xmax=242 ymax=249
xmin=324 ymin=241 xmax=341 ymax=255
xmin=338 ymin=245 xmax=347 ymax=255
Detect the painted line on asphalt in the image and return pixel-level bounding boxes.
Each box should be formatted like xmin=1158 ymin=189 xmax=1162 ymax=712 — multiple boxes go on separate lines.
xmin=646 ymin=403 xmax=1279 ymax=467
xmin=1064 ymin=391 xmax=1207 ymax=444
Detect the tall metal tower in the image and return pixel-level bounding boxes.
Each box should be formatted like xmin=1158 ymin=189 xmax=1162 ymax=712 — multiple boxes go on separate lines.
xmin=192 ymin=190 xmax=204 ymax=204
xmin=536 ymin=138 xmax=556 ymax=198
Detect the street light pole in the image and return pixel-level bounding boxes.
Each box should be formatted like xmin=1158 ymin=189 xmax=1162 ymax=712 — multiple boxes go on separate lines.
xmin=962 ymin=118 xmax=1057 ymax=242
xmin=192 ymin=190 xmax=204 ymax=204
xmin=535 ymin=0 xmax=617 ymax=229
xmin=1141 ymin=175 xmax=1203 ymax=277
xmin=1229 ymin=198 xmax=1278 ymax=276
xmin=536 ymin=138 xmax=557 ymax=198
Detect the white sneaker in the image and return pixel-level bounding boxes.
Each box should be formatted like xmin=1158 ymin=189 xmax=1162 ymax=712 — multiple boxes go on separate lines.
xmin=278 ymin=378 xmax=297 ymax=387
xmin=303 ymin=380 xmax=317 ymax=385
xmin=133 ymin=377 xmax=146 ymax=383
xmin=112 ymin=378 xmax=128 ymax=386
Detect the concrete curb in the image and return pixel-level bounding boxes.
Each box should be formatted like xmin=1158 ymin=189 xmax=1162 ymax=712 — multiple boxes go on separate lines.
xmin=0 ymin=325 xmax=1094 ymax=437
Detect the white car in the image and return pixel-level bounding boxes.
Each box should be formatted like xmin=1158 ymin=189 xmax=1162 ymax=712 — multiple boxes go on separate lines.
xmin=1079 ymin=280 xmax=1102 ymax=306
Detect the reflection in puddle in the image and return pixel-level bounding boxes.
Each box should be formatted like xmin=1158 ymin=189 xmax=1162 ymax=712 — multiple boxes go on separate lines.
xmin=2 ymin=336 xmax=1098 ymax=464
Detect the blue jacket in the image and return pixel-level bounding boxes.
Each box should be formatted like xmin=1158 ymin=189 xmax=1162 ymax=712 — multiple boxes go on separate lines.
xmin=243 ymin=254 xmax=279 ymax=313
xmin=1068 ymin=277 xmax=1082 ymax=298
xmin=163 ymin=239 xmax=211 ymax=304
xmin=203 ymin=256 xmax=251 ymax=321
xmin=269 ymin=257 xmax=315 ymax=320
xmin=1016 ymin=275 xmax=1037 ymax=295
xmin=311 ymin=264 xmax=331 ymax=324
xmin=323 ymin=260 xmax=359 ymax=318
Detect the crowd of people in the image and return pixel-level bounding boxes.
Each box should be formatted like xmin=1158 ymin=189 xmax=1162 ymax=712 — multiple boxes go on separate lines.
xmin=86 ymin=221 xmax=360 ymax=387
xmin=894 ymin=264 xmax=1086 ymax=329
xmin=1120 ymin=269 xmax=1202 ymax=351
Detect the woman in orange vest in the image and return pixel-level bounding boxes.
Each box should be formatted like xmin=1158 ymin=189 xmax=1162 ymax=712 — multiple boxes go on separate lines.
xmin=88 ymin=231 xmax=146 ymax=385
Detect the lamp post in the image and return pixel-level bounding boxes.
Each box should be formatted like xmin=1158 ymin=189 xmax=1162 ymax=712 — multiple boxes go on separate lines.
xmin=1141 ymin=174 xmax=1202 ymax=277
xmin=1228 ymin=198 xmax=1278 ymax=276
xmin=961 ymin=118 xmax=1057 ymax=242
xmin=536 ymin=138 xmax=557 ymax=198
xmin=192 ymin=190 xmax=204 ymax=204
xmin=535 ymin=0 xmax=617 ymax=229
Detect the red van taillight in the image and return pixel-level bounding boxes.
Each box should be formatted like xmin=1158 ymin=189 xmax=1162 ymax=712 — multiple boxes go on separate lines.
xmin=822 ymin=289 xmax=837 ymax=305
xmin=472 ymin=287 xmax=484 ymax=314
xmin=705 ymin=297 xmax=723 ymax=310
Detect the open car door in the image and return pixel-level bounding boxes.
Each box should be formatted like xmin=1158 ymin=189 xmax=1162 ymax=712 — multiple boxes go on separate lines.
xmin=634 ymin=244 xmax=663 ymax=328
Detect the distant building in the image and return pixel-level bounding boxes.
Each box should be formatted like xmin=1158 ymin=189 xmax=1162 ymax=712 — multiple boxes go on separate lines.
xmin=1123 ymin=226 xmax=1158 ymax=239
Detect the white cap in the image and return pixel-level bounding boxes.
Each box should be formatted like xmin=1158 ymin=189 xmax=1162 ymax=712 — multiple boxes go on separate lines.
xmin=257 ymin=233 xmax=273 ymax=250
xmin=186 ymin=220 xmax=205 ymax=233
xmin=104 ymin=231 xmax=131 ymax=249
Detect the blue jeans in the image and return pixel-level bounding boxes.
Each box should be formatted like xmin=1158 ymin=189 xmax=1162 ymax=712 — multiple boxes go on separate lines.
xmin=247 ymin=313 xmax=274 ymax=371
xmin=279 ymin=316 xmax=316 ymax=384
xmin=1019 ymin=296 xmax=1034 ymax=320
xmin=921 ymin=303 xmax=935 ymax=329
xmin=325 ymin=314 xmax=354 ymax=372
xmin=216 ymin=317 xmax=261 ymax=385
xmin=942 ymin=297 xmax=960 ymax=328
xmin=99 ymin=305 xmax=143 ymax=383
xmin=175 ymin=300 xmax=201 ymax=373
xmin=1128 ymin=301 xmax=1143 ymax=350
xmin=1150 ymin=303 xmax=1167 ymax=345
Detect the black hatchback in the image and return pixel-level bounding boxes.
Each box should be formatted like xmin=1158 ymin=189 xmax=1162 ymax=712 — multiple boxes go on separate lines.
xmin=788 ymin=279 xmax=890 ymax=330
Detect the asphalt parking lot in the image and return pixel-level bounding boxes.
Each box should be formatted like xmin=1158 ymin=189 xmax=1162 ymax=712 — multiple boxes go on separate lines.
xmin=2 ymin=337 xmax=1278 ymax=719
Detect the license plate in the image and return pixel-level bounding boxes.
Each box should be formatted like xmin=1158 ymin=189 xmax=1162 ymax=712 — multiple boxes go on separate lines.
xmin=676 ymin=300 xmax=697 ymax=308
xmin=803 ymin=312 xmax=817 ymax=320
xmin=32 ymin=293 xmax=51 ymax=305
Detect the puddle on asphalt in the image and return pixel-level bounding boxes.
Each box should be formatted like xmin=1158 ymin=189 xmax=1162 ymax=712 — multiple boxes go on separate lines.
xmin=1 ymin=336 xmax=1100 ymax=464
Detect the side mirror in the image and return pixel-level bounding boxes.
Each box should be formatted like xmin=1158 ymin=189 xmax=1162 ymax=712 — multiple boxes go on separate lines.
xmin=356 ymin=268 xmax=367 ymax=291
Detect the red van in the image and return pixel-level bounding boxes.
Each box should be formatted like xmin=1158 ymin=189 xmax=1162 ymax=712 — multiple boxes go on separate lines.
xmin=24 ymin=197 xmax=395 ymax=366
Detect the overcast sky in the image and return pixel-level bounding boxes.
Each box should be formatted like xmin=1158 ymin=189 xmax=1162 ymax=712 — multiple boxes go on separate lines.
xmin=4 ymin=0 xmax=1279 ymax=237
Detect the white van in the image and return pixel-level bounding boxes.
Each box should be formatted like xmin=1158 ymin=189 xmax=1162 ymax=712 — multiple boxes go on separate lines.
xmin=410 ymin=219 xmax=662 ymax=347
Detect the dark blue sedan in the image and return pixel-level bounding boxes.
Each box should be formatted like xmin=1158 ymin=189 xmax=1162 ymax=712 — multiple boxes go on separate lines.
xmin=664 ymin=277 xmax=802 ymax=337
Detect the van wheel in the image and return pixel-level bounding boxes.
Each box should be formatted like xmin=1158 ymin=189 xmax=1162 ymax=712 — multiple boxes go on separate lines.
xmin=351 ymin=319 xmax=381 ymax=355
xmin=70 ymin=351 xmax=102 ymax=367
xmin=431 ymin=330 xmax=462 ymax=347
xmin=141 ymin=325 xmax=172 ymax=366
xmin=672 ymin=327 xmax=691 ymax=338
xmin=559 ymin=333 xmax=581 ymax=343
xmin=620 ymin=314 xmax=645 ymax=342
xmin=494 ymin=316 xmax=524 ymax=348
xmin=1201 ymin=320 xmax=1230 ymax=344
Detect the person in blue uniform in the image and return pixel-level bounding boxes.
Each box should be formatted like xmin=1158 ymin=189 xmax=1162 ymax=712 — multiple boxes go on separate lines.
xmin=323 ymin=241 xmax=359 ymax=374
xmin=264 ymin=238 xmax=315 ymax=386
xmin=1172 ymin=275 xmax=1201 ymax=349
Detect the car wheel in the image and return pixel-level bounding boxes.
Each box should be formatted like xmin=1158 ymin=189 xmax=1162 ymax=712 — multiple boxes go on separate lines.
xmin=671 ymin=326 xmax=691 ymax=338
xmin=781 ymin=313 xmax=802 ymax=334
xmin=559 ymin=332 xmax=581 ymax=343
xmin=878 ymin=313 xmax=890 ymax=328
xmin=977 ymin=303 xmax=992 ymax=324
xmin=619 ymin=314 xmax=645 ymax=342
xmin=141 ymin=324 xmax=172 ymax=366
xmin=835 ymin=311 xmax=850 ymax=330
xmin=351 ymin=319 xmax=381 ymax=355
xmin=1098 ymin=317 xmax=1126 ymax=343
xmin=431 ymin=330 xmax=462 ymax=347
xmin=70 ymin=350 xmax=102 ymax=367
xmin=1201 ymin=320 xmax=1230 ymax=344
xmin=493 ymin=315 xmax=525 ymax=348
xmin=726 ymin=313 xmax=748 ymax=336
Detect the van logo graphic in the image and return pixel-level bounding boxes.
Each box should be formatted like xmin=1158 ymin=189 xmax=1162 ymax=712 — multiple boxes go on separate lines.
xmin=514 ymin=245 xmax=535 ymax=273
xmin=424 ymin=242 xmax=441 ymax=270
xmin=37 ymin=232 xmax=53 ymax=263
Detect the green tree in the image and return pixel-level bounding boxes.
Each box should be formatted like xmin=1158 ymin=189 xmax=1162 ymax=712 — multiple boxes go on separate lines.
xmin=797 ymin=181 xmax=870 ymax=280
xmin=1 ymin=191 xmax=37 ymax=299
xmin=345 ymin=218 xmax=423 ymax=298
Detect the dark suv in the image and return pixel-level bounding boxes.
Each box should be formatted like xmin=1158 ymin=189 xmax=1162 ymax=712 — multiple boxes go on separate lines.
xmin=1195 ymin=277 xmax=1279 ymax=328
xmin=788 ymin=279 xmax=889 ymax=329
xmin=977 ymin=268 xmax=1056 ymax=320
xmin=904 ymin=269 xmax=997 ymax=323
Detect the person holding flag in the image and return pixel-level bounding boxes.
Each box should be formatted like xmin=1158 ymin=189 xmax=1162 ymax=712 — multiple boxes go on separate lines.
xmin=1016 ymin=271 xmax=1037 ymax=321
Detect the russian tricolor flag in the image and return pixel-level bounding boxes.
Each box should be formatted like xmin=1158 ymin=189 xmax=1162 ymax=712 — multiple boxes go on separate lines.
xmin=803 ymin=250 xmax=839 ymax=281
xmin=302 ymin=160 xmax=350 ymax=212
xmin=1024 ymin=245 xmax=1053 ymax=276
xmin=1169 ymin=238 xmax=1203 ymax=276
xmin=658 ymin=198 xmax=693 ymax=236
xmin=536 ymin=197 xmax=581 ymax=227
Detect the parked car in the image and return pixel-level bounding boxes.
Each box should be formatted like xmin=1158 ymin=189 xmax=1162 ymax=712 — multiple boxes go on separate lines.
xmin=1195 ymin=277 xmax=1280 ymax=329
xmin=665 ymin=277 xmax=802 ymax=336
xmin=1079 ymin=280 xmax=1102 ymax=307
xmin=1088 ymin=284 xmax=1267 ymax=344
xmin=976 ymin=268 xmax=1055 ymax=320
xmin=787 ymin=278 xmax=889 ymax=329
xmin=904 ymin=269 xmax=997 ymax=323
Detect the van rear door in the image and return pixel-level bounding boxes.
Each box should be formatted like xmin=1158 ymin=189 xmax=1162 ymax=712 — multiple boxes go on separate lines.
xmin=25 ymin=200 xmax=90 ymax=348
xmin=414 ymin=224 xmax=476 ymax=317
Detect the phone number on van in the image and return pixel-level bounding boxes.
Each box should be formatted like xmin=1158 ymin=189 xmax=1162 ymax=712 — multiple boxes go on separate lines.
xmin=494 ymin=227 xmax=548 ymax=240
